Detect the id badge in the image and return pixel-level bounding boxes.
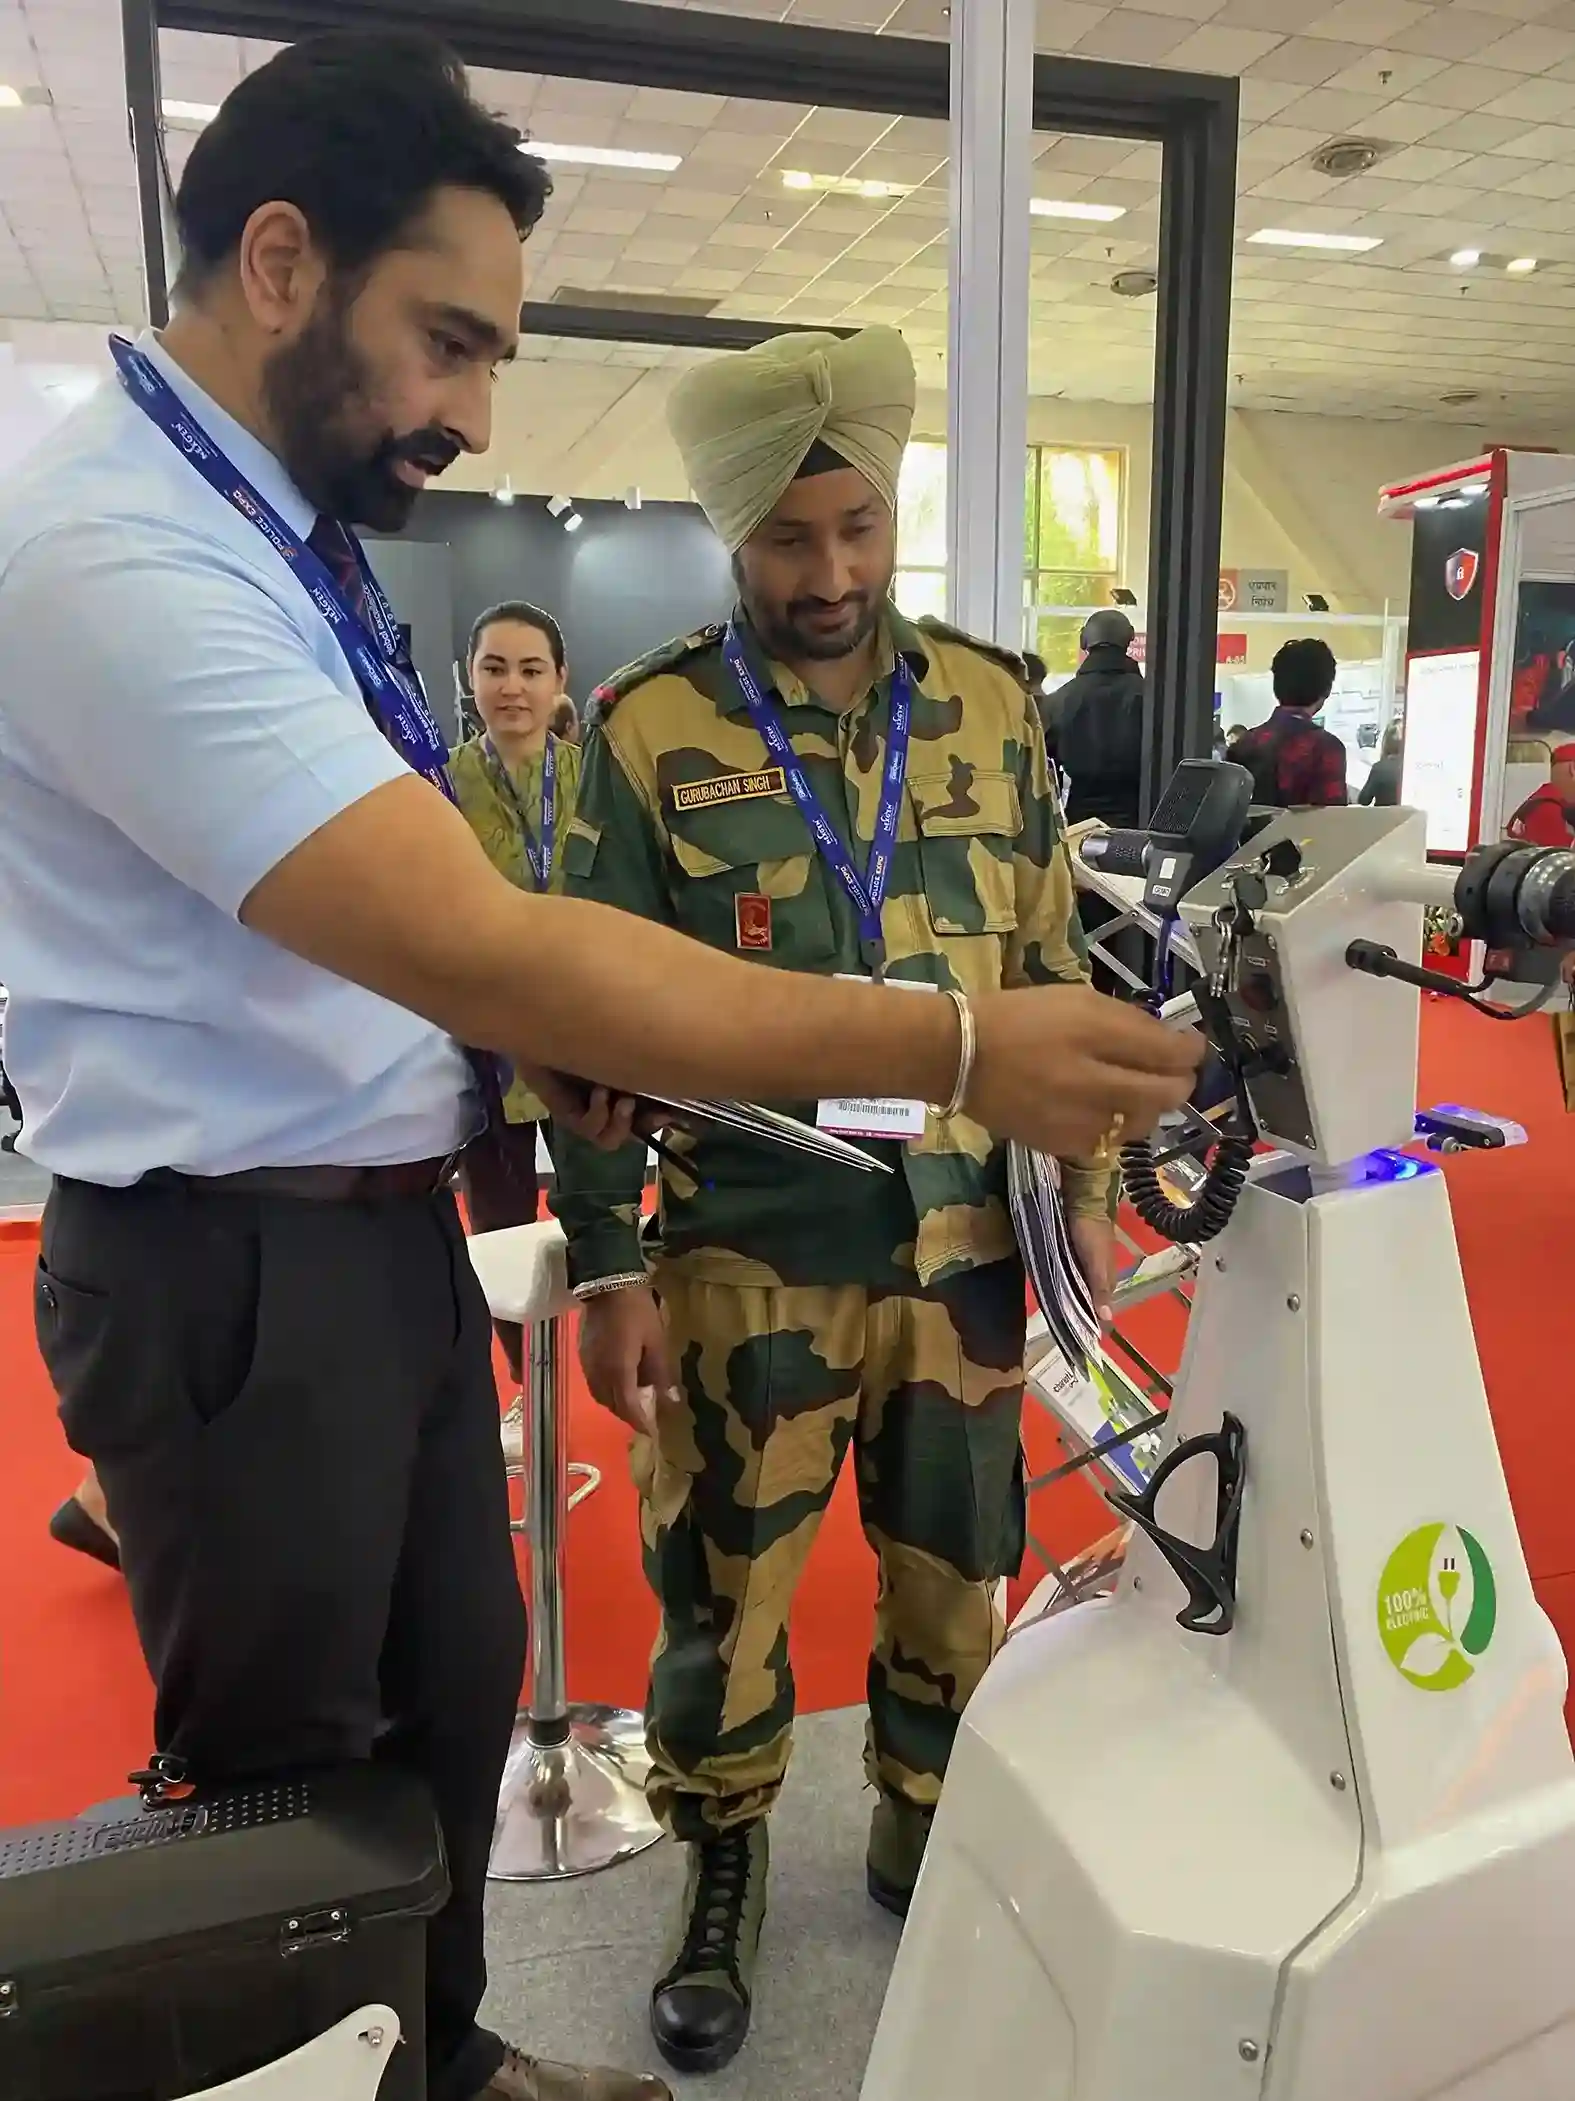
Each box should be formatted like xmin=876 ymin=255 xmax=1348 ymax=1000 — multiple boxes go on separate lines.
xmin=816 ymin=975 xmax=936 ymax=1143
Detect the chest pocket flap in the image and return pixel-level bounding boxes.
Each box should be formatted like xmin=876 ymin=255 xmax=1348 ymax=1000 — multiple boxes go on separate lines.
xmin=664 ymin=787 xmax=836 ymax=964
xmin=908 ymin=767 xmax=1020 ymax=935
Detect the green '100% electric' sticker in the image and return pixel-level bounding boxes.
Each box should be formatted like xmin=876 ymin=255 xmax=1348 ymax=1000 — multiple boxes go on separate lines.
xmin=1377 ymin=1523 xmax=1497 ymax=1692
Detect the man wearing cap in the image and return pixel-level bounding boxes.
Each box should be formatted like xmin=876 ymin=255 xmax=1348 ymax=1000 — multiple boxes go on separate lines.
xmin=1506 ymin=744 xmax=1575 ymax=848
xmin=552 ymin=325 xmax=1119 ymax=2073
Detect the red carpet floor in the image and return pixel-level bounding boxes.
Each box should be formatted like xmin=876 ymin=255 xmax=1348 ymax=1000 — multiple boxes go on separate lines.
xmin=2 ymin=993 xmax=1571 ymax=1828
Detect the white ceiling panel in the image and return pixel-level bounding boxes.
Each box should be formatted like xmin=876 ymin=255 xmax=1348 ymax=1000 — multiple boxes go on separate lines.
xmin=0 ymin=0 xmax=1567 ymax=433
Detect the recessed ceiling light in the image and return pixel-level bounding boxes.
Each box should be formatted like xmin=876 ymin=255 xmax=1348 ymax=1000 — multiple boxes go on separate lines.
xmin=779 ymin=169 xmax=910 ymax=200
xmin=1506 ymin=256 xmax=1538 ymax=275
xmin=1449 ymin=248 xmax=1480 ymax=268
xmin=1031 ymin=199 xmax=1126 ymax=223
xmin=522 ymin=141 xmax=681 ymax=172
xmin=0 ymin=86 xmax=23 ymax=110
xmin=1248 ymin=228 xmax=1382 ymax=253
xmin=162 ymin=98 xmax=218 ymax=123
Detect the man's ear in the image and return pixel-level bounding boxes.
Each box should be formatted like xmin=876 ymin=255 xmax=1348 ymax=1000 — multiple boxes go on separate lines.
xmin=237 ymin=201 xmax=326 ymax=337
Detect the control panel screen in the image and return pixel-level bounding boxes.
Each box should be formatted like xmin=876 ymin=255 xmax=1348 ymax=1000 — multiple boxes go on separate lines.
xmin=1401 ymin=648 xmax=1480 ymax=854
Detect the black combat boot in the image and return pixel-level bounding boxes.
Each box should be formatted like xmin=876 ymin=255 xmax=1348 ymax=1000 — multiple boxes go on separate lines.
xmin=649 ymin=1819 xmax=769 ymax=2074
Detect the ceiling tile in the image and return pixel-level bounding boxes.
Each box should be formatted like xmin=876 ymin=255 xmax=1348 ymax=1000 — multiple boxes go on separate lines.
xmin=1034 ymin=0 xmax=1111 ymax=49
xmin=1072 ymin=5 xmax=1197 ymax=52
xmin=1244 ymin=34 xmax=1366 ymax=81
xmin=1420 ymin=62 xmax=1529 ymax=108
xmin=1161 ymin=22 xmax=1287 ymax=65
xmin=1390 ymin=7 xmax=1534 ymax=56
xmin=1301 ymin=0 xmax=1435 ymax=43
xmin=1484 ymin=75 xmax=1575 ymax=119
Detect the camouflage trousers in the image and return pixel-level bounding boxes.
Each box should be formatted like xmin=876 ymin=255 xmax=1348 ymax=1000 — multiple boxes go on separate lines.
xmin=633 ymin=1259 xmax=1027 ymax=1842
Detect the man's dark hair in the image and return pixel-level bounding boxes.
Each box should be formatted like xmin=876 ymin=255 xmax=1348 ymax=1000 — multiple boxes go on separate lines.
xmin=1272 ymin=637 xmax=1338 ymax=710
xmin=1023 ymin=650 xmax=1049 ymax=690
xmin=468 ymin=600 xmax=566 ymax=674
xmin=174 ymin=32 xmax=550 ymax=295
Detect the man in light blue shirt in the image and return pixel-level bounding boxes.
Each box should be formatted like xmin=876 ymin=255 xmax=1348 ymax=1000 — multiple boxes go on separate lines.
xmin=0 ymin=28 xmax=1198 ymax=2101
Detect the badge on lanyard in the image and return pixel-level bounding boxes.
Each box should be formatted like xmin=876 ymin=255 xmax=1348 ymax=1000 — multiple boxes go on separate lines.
xmin=720 ymin=623 xmax=911 ymax=979
xmin=486 ymin=735 xmax=557 ymax=890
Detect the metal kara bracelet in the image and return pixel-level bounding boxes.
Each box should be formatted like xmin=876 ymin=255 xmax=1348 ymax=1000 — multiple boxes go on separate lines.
xmin=572 ymin=1272 xmax=650 ymax=1303
xmin=931 ymin=988 xmax=977 ymax=1122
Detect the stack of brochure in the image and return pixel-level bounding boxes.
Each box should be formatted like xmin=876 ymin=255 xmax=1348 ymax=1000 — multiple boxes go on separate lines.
xmin=651 ymin=1095 xmax=891 ymax=1172
xmin=1008 ymin=1143 xmax=1103 ymax=1377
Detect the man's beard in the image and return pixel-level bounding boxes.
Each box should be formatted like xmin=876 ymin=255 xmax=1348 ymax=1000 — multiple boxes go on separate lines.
xmin=261 ymin=296 xmax=459 ymax=533
xmin=740 ymin=570 xmax=891 ymax=664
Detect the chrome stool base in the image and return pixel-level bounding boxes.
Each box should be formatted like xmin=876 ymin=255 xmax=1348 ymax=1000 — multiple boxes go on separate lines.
xmin=489 ymin=1703 xmax=663 ymax=1882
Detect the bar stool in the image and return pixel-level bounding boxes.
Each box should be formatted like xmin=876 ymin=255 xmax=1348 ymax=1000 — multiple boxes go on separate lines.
xmin=466 ymin=1220 xmax=663 ymax=1882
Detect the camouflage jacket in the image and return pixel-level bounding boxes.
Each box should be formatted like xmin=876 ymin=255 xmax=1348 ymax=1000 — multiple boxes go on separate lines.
xmin=449 ymin=729 xmax=582 ymax=1124
xmin=553 ymin=606 xmax=1114 ymax=1291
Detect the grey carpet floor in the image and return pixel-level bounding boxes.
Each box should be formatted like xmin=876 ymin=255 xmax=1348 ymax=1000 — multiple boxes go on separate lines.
xmin=480 ymin=1707 xmax=900 ymax=2101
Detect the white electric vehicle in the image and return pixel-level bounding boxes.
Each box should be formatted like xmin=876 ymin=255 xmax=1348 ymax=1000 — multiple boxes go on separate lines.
xmin=862 ymin=766 xmax=1575 ymax=2101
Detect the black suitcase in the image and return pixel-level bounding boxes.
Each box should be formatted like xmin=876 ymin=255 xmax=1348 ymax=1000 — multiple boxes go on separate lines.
xmin=0 ymin=1764 xmax=448 ymax=2101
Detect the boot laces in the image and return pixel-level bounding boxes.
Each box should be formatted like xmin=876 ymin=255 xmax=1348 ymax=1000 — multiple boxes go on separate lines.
xmin=680 ymin=1827 xmax=754 ymax=1978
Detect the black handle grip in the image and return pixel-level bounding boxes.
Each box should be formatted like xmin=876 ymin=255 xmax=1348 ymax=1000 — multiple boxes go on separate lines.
xmin=1079 ymin=830 xmax=1150 ymax=881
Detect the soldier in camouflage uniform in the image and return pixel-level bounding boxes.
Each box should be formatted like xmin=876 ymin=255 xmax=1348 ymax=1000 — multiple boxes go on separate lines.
xmin=552 ymin=326 xmax=1117 ymax=2076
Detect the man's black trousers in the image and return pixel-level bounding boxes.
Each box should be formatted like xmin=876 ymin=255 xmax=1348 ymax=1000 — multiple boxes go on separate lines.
xmin=34 ymin=1173 xmax=525 ymax=2101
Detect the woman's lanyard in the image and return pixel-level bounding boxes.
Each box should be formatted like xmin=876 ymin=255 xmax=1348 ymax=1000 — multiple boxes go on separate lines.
xmin=720 ymin=623 xmax=911 ymax=979
xmin=109 ymin=335 xmax=454 ymax=801
xmin=484 ymin=736 xmax=556 ymax=890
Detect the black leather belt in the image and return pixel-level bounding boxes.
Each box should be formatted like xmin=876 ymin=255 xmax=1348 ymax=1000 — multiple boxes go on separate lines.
xmin=140 ymin=1157 xmax=460 ymax=1203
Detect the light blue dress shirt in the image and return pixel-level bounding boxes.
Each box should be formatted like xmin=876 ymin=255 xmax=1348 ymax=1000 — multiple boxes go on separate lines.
xmin=0 ymin=335 xmax=475 ymax=1183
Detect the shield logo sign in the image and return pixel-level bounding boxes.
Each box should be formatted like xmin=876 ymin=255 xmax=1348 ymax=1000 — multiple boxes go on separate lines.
xmin=1445 ymin=548 xmax=1480 ymax=602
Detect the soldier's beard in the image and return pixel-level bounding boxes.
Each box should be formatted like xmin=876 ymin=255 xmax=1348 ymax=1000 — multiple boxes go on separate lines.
xmin=739 ymin=570 xmax=892 ymax=665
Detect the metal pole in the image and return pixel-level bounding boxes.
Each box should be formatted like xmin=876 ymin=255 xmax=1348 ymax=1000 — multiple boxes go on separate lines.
xmin=524 ymin=1311 xmax=570 ymax=1742
xmin=121 ymin=0 xmax=175 ymax=327
xmin=945 ymin=0 xmax=1034 ymax=647
xmin=1141 ymin=91 xmax=1239 ymax=819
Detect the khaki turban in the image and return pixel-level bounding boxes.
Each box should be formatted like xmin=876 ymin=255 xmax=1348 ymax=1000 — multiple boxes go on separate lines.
xmin=667 ymin=325 xmax=917 ymax=552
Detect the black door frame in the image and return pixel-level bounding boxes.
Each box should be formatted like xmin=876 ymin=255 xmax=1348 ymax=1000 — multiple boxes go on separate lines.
xmin=126 ymin=0 xmax=1237 ymax=809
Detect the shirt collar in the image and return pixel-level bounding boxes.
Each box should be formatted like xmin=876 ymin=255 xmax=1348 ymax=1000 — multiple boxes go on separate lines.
xmin=136 ymin=329 xmax=318 ymax=540
xmin=726 ymin=600 xmax=931 ymax=715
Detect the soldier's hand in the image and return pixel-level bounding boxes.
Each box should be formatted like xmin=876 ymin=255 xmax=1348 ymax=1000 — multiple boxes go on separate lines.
xmin=966 ymin=984 xmax=1203 ymax=1156
xmin=578 ymin=1283 xmax=677 ymax=1436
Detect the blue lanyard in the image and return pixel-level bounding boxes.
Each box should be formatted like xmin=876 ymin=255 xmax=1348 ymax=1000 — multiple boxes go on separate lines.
xmin=485 ymin=735 xmax=556 ymax=890
xmin=109 ymin=336 xmax=454 ymax=802
xmin=721 ymin=623 xmax=911 ymax=975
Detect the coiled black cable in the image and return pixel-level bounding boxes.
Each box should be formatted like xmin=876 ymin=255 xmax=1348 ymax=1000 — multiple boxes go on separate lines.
xmin=1117 ymin=908 xmax=1257 ymax=1245
xmin=1119 ymin=1127 xmax=1254 ymax=1245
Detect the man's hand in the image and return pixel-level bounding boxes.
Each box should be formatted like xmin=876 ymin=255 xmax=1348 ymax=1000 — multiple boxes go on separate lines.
xmin=967 ymin=984 xmax=1202 ymax=1158
xmin=1068 ymin=1212 xmax=1117 ymax=1330
xmin=578 ymin=1283 xmax=677 ymax=1436
xmin=519 ymin=1069 xmax=661 ymax=1151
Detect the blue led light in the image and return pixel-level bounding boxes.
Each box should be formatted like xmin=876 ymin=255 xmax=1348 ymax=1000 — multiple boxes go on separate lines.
xmin=1352 ymin=1148 xmax=1436 ymax=1185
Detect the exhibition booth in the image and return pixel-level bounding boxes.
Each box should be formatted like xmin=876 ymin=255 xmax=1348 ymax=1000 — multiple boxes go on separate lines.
xmin=1381 ymin=449 xmax=1575 ymax=857
xmin=6 ymin=0 xmax=1575 ymax=2096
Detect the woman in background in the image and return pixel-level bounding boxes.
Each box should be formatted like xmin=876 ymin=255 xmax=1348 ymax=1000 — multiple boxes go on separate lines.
xmin=449 ymin=602 xmax=582 ymax=1449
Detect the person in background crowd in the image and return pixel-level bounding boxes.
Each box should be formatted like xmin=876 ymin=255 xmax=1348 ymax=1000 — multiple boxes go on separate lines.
xmin=449 ymin=601 xmax=580 ymax=1452
xmin=1506 ymin=742 xmax=1575 ymax=848
xmin=1359 ymin=722 xmax=1403 ymax=808
xmin=550 ymin=695 xmax=580 ymax=744
xmin=1054 ymin=609 xmax=1144 ymax=827
xmin=554 ymin=325 xmax=1123 ymax=2077
xmin=1225 ymin=722 xmax=1247 ymax=750
xmin=1230 ymin=639 xmax=1348 ymax=808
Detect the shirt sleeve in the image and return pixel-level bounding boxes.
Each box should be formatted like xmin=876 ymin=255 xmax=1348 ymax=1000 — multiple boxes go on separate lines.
xmin=549 ymin=717 xmax=675 ymax=1288
xmin=0 ymin=515 xmax=412 ymax=917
